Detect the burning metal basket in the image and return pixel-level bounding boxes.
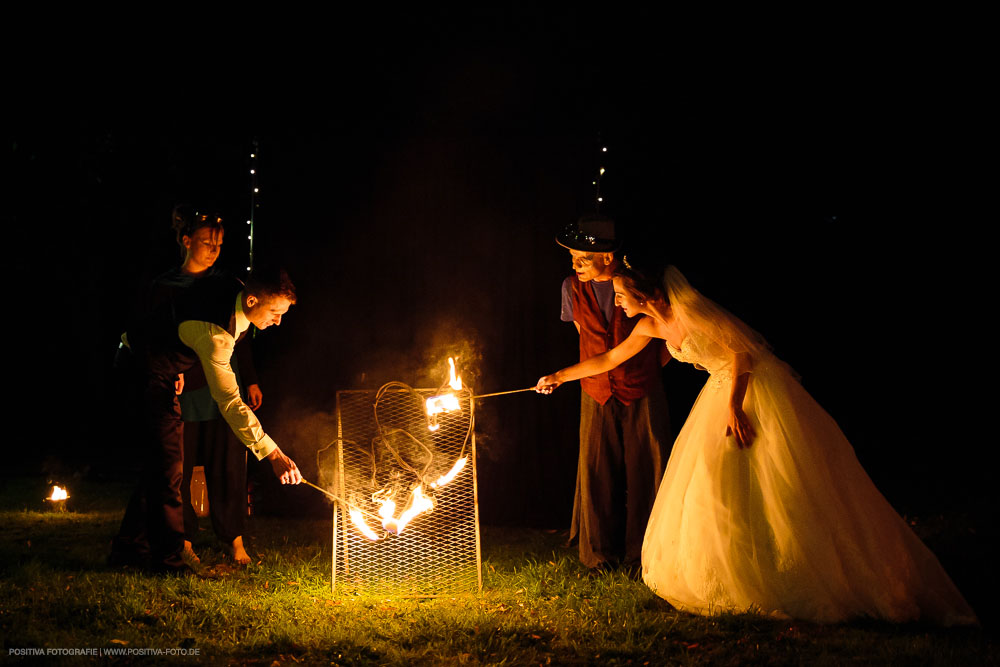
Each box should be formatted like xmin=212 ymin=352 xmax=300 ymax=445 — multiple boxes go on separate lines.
xmin=331 ymin=386 xmax=481 ymax=596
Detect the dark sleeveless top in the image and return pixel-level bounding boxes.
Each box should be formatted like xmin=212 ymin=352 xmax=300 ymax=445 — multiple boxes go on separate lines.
xmin=568 ymin=275 xmax=661 ymax=406
xmin=140 ymin=271 xmax=244 ymax=380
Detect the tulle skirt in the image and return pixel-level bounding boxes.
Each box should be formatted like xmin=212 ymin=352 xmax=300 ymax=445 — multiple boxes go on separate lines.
xmin=641 ymin=359 xmax=977 ymax=625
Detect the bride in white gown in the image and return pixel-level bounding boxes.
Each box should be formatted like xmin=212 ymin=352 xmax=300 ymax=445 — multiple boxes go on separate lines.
xmin=537 ymin=265 xmax=976 ymax=625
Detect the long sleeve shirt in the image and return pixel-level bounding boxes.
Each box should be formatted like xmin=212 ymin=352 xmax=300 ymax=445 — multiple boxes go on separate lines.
xmin=177 ymin=295 xmax=277 ymax=460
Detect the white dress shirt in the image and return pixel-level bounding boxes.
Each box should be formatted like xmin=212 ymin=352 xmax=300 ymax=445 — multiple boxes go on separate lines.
xmin=178 ymin=294 xmax=277 ymax=460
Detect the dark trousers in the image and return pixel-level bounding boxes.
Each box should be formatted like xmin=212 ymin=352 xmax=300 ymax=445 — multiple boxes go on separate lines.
xmin=181 ymin=419 xmax=248 ymax=545
xmin=570 ymin=383 xmax=671 ymax=569
xmin=112 ymin=373 xmax=186 ymax=570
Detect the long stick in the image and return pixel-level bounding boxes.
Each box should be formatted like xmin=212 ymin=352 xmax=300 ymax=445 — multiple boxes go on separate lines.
xmin=471 ymin=387 xmax=537 ymax=399
xmin=301 ymin=480 xmax=382 ymax=522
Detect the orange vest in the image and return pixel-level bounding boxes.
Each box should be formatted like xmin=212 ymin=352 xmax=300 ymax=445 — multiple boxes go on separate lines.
xmin=569 ymin=275 xmax=661 ymax=406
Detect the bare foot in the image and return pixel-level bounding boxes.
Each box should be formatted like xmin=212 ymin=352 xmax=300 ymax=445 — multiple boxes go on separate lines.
xmin=182 ymin=540 xmax=201 ymax=564
xmin=229 ymin=536 xmax=251 ymax=565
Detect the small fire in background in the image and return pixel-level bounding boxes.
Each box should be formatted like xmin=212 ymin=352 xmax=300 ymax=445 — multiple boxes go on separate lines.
xmin=45 ymin=485 xmax=69 ymax=512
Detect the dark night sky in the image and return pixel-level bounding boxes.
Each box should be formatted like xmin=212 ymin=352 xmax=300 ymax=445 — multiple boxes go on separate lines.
xmin=8 ymin=15 xmax=994 ymax=525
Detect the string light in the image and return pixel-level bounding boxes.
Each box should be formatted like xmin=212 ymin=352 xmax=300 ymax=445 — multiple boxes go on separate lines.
xmin=248 ymin=138 xmax=259 ymax=276
xmin=595 ymin=140 xmax=608 ymax=213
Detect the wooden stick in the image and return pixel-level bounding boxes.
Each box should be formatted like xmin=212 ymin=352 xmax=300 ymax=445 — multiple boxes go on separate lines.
xmin=471 ymin=387 xmax=537 ymax=399
xmin=302 ymin=479 xmax=337 ymax=500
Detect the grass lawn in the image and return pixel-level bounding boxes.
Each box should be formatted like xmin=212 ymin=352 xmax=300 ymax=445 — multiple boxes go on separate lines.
xmin=1 ymin=476 xmax=995 ymax=665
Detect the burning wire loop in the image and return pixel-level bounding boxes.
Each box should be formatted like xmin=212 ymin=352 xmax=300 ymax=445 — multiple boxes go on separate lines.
xmin=326 ymin=377 xmax=481 ymax=596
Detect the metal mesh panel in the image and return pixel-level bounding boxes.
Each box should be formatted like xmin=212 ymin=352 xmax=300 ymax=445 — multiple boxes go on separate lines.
xmin=333 ymin=388 xmax=481 ymax=596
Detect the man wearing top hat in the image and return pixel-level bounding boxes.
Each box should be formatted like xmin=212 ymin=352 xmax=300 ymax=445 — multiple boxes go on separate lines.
xmin=554 ymin=215 xmax=671 ymax=573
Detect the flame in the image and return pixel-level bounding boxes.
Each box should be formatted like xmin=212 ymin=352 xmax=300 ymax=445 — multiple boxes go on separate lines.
xmin=426 ymin=358 xmax=463 ymax=431
xmin=448 ymin=357 xmax=462 ymax=390
xmin=375 ymin=489 xmax=397 ymax=523
xmin=426 ymin=391 xmax=460 ymax=432
xmin=384 ymin=485 xmax=434 ymax=535
xmin=425 ymin=393 xmax=460 ymax=415
xmin=430 ymin=456 xmax=467 ymax=488
xmin=368 ymin=485 xmax=435 ymax=536
xmin=48 ymin=485 xmax=69 ymax=501
xmin=349 ymin=507 xmax=382 ymax=541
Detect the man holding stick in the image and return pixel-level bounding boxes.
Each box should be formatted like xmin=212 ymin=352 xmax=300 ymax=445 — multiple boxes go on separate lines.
xmin=111 ymin=267 xmax=302 ymax=574
xmin=548 ymin=215 xmax=670 ymax=574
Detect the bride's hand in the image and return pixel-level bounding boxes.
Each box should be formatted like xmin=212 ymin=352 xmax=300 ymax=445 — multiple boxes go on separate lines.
xmin=727 ymin=405 xmax=756 ymax=449
xmin=535 ymin=374 xmax=562 ymax=394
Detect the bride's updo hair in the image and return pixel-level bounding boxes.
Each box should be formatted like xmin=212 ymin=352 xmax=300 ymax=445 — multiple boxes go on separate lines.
xmin=614 ymin=258 xmax=667 ymax=304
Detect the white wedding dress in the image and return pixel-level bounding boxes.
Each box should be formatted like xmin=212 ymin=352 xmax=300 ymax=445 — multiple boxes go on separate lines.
xmin=641 ymin=329 xmax=977 ymax=625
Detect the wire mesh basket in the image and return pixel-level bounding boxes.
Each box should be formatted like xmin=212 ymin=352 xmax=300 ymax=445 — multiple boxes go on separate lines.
xmin=332 ymin=387 xmax=481 ymax=596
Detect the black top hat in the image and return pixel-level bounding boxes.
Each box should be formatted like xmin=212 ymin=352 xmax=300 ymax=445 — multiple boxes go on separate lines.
xmin=555 ymin=214 xmax=621 ymax=253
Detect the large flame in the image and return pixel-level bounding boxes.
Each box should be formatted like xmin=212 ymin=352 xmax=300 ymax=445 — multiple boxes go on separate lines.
xmin=430 ymin=456 xmax=467 ymax=488
xmin=48 ymin=485 xmax=68 ymax=501
xmin=448 ymin=357 xmax=462 ymax=390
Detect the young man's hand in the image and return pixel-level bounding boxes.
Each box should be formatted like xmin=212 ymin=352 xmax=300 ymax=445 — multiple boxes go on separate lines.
xmin=266 ymin=447 xmax=302 ymax=484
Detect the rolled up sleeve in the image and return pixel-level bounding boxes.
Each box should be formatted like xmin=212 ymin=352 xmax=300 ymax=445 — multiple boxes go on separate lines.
xmin=178 ymin=320 xmax=277 ymax=460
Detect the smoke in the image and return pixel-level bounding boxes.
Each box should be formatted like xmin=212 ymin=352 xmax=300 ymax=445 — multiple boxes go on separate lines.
xmin=342 ymin=320 xmax=484 ymax=393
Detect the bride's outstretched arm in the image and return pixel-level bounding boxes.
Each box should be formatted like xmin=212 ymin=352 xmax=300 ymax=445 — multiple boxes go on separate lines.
xmin=536 ymin=318 xmax=657 ymax=393
xmin=727 ymin=352 xmax=756 ymax=448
